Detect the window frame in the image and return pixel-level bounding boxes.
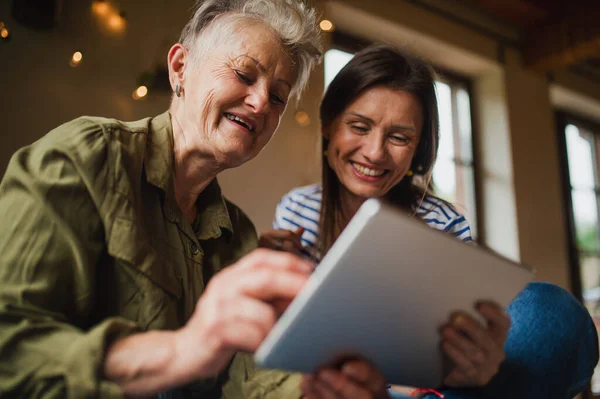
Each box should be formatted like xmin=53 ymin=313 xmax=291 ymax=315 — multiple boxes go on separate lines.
xmin=328 ymin=31 xmax=483 ymax=242
xmin=556 ymin=110 xmax=600 ymax=399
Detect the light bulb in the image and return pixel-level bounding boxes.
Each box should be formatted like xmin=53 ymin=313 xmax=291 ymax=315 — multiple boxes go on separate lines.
xmin=70 ymin=51 xmax=83 ymax=67
xmin=319 ymin=20 xmax=334 ymax=32
xmin=295 ymin=111 xmax=310 ymax=127
xmin=107 ymin=13 xmax=126 ymax=33
xmin=92 ymin=1 xmax=111 ymax=17
xmin=132 ymin=86 xmax=148 ymax=100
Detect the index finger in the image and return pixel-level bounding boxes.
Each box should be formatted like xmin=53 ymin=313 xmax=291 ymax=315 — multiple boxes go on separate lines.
xmin=232 ymin=250 xmax=313 ymax=300
xmin=241 ymin=248 xmax=314 ymax=273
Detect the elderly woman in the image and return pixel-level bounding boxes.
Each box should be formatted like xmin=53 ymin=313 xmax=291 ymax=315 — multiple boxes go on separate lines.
xmin=0 ymin=0 xmax=321 ymax=397
xmin=262 ymin=45 xmax=598 ymax=398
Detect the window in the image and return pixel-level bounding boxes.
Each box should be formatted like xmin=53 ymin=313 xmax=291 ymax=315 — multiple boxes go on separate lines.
xmin=324 ymin=46 xmax=479 ymax=238
xmin=559 ymin=114 xmax=600 ymax=396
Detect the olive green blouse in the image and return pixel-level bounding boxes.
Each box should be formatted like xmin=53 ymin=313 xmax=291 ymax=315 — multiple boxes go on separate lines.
xmin=0 ymin=112 xmax=301 ymax=398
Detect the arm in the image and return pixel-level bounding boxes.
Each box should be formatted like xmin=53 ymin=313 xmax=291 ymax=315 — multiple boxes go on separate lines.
xmin=0 ymin=141 xmax=137 ymax=397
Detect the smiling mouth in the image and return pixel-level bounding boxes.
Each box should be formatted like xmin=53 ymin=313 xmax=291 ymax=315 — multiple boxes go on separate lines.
xmin=224 ymin=113 xmax=254 ymax=132
xmin=350 ymin=162 xmax=387 ymax=177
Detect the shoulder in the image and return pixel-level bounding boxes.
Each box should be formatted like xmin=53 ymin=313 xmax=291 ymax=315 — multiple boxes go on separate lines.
xmin=274 ymin=184 xmax=321 ymax=232
xmin=43 ymin=115 xmax=152 ymax=151
xmin=4 ymin=115 xmax=155 ymax=210
xmin=416 ymin=196 xmax=472 ymax=242
xmin=278 ymin=184 xmax=322 ymax=210
xmin=23 ymin=115 xmax=153 ymax=176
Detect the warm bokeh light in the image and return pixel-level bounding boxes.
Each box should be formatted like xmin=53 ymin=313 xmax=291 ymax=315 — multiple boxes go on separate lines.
xmin=92 ymin=1 xmax=111 ymax=17
xmin=132 ymin=86 xmax=148 ymax=100
xmin=295 ymin=111 xmax=310 ymax=127
xmin=107 ymin=13 xmax=125 ymax=32
xmin=69 ymin=51 xmax=83 ymax=67
xmin=0 ymin=28 xmax=8 ymax=39
xmin=319 ymin=20 xmax=334 ymax=32
xmin=0 ymin=22 xmax=5 ymax=30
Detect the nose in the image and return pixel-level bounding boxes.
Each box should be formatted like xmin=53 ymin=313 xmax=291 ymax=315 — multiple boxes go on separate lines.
xmin=362 ymin=132 xmax=387 ymax=163
xmin=245 ymin=84 xmax=270 ymax=114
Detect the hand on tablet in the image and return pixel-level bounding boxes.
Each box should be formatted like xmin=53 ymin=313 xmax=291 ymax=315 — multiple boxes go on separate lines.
xmin=259 ymin=227 xmax=305 ymax=255
xmin=174 ymin=249 xmax=313 ymax=380
xmin=300 ymin=359 xmax=390 ymax=399
xmin=441 ymin=301 xmax=511 ymax=387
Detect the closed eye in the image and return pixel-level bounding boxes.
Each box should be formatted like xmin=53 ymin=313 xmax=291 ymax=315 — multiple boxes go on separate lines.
xmin=389 ymin=134 xmax=410 ymax=144
xmin=235 ymin=70 xmax=253 ymax=84
xmin=350 ymin=124 xmax=370 ymax=133
xmin=270 ymin=93 xmax=286 ymax=106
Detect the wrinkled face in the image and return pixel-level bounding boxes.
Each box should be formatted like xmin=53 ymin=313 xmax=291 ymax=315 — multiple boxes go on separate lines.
xmin=180 ymin=21 xmax=295 ymax=167
xmin=325 ymin=86 xmax=423 ymax=205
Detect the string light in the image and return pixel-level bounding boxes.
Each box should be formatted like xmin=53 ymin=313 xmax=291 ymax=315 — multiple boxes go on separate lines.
xmin=0 ymin=22 xmax=9 ymax=40
xmin=295 ymin=111 xmax=311 ymax=127
xmin=91 ymin=0 xmax=111 ymax=17
xmin=70 ymin=51 xmax=83 ymax=67
xmin=91 ymin=1 xmax=127 ymax=35
xmin=107 ymin=12 xmax=126 ymax=33
xmin=132 ymin=85 xmax=148 ymax=100
xmin=319 ymin=20 xmax=334 ymax=32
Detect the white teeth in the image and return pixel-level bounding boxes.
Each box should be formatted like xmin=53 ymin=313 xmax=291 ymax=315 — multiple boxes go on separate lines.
xmin=352 ymin=162 xmax=385 ymax=177
xmin=225 ymin=113 xmax=253 ymax=131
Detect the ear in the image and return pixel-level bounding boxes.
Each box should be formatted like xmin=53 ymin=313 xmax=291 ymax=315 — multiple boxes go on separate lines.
xmin=167 ymin=43 xmax=188 ymax=90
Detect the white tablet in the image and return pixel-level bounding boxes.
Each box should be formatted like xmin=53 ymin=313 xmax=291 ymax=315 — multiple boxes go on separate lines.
xmin=254 ymin=198 xmax=533 ymax=388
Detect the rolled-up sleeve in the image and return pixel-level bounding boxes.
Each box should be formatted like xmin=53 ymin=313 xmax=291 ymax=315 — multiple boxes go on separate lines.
xmin=0 ymin=121 xmax=138 ymax=398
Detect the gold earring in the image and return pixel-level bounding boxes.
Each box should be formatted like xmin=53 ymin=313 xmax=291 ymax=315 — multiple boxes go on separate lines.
xmin=175 ymin=84 xmax=182 ymax=97
xmin=406 ymin=170 xmax=414 ymax=177
xmin=323 ymin=149 xmax=328 ymax=157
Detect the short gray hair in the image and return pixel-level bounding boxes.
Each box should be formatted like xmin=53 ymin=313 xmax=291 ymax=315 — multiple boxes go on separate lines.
xmin=179 ymin=0 xmax=323 ymax=102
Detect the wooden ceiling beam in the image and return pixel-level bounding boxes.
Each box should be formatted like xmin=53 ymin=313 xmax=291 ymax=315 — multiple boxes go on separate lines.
xmin=466 ymin=0 xmax=548 ymax=28
xmin=523 ymin=5 xmax=600 ymax=72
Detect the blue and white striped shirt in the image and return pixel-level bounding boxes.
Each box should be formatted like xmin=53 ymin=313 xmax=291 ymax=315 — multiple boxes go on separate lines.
xmin=273 ymin=184 xmax=472 ymax=260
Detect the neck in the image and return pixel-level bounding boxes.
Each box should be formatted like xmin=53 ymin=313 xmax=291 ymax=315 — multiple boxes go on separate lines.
xmin=170 ymin=106 xmax=224 ymax=223
xmin=339 ymin=186 xmax=366 ymax=229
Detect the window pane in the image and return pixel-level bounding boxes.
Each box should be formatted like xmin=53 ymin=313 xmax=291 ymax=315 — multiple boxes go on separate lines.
xmin=435 ymin=81 xmax=455 ymax=164
xmin=433 ymin=157 xmax=457 ymax=203
xmin=565 ymin=124 xmax=597 ymax=190
xmin=324 ymin=49 xmax=353 ymax=88
xmin=433 ymin=81 xmax=457 ymax=204
xmin=571 ymin=188 xmax=600 ymax=252
xmin=456 ymin=88 xmax=473 ymax=164
xmin=456 ymin=163 xmax=478 ymax=238
xmin=433 ymin=162 xmax=477 ymax=238
xmin=580 ymin=255 xmax=600 ymax=394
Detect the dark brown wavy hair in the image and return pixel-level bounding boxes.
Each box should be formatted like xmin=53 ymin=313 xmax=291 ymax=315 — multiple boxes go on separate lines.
xmin=317 ymin=44 xmax=440 ymax=259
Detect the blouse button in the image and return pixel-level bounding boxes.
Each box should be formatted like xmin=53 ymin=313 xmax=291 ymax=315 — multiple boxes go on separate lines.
xmin=189 ymin=241 xmax=200 ymax=255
